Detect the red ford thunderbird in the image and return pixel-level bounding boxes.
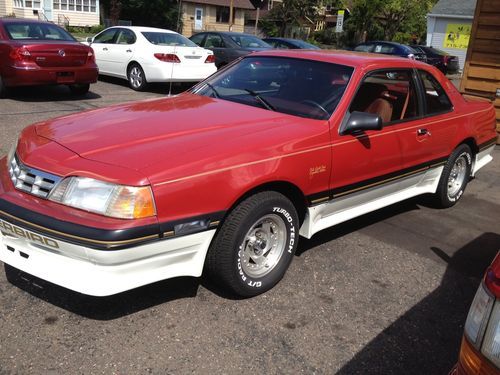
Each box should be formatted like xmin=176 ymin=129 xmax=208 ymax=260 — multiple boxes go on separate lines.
xmin=0 ymin=18 xmax=98 ymax=97
xmin=0 ymin=50 xmax=497 ymax=297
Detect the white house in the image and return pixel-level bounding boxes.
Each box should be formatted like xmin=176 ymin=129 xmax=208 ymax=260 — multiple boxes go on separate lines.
xmin=426 ymin=0 xmax=476 ymax=72
xmin=0 ymin=0 xmax=100 ymax=27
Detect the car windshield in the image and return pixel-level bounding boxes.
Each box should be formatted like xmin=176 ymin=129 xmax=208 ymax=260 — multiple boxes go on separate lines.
xmin=142 ymin=32 xmax=198 ymax=47
xmin=5 ymin=22 xmax=75 ymax=41
xmin=192 ymin=56 xmax=353 ymax=120
xmin=230 ymin=35 xmax=270 ymax=48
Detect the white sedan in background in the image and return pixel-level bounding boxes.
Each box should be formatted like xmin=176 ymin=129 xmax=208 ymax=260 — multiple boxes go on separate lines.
xmin=87 ymin=26 xmax=217 ymax=90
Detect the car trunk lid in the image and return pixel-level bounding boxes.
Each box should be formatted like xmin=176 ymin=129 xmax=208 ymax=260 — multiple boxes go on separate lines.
xmin=19 ymin=41 xmax=90 ymax=67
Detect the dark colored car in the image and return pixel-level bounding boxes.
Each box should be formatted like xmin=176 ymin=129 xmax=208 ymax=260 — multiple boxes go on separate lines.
xmin=262 ymin=37 xmax=320 ymax=50
xmin=354 ymin=41 xmax=427 ymax=63
xmin=412 ymin=45 xmax=460 ymax=74
xmin=450 ymin=252 xmax=500 ymax=374
xmin=0 ymin=18 xmax=98 ymax=98
xmin=189 ymin=31 xmax=272 ymax=68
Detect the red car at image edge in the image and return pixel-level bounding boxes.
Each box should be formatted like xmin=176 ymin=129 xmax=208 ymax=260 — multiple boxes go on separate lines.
xmin=0 ymin=50 xmax=497 ymax=297
xmin=0 ymin=18 xmax=98 ymax=97
xmin=450 ymin=252 xmax=500 ymax=374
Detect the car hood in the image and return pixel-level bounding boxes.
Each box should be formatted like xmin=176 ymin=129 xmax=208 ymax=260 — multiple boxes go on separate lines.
xmin=34 ymin=93 xmax=304 ymax=179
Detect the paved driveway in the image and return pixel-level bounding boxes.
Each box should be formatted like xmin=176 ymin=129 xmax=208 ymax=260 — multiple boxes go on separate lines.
xmin=0 ymin=79 xmax=499 ymax=374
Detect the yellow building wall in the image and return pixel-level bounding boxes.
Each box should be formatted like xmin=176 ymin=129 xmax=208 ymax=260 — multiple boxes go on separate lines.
xmin=181 ymin=3 xmax=246 ymax=37
xmin=52 ymin=9 xmax=99 ymax=27
xmin=0 ymin=0 xmax=14 ymax=16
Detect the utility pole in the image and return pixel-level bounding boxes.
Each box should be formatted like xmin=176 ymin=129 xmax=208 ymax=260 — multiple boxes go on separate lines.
xmin=229 ymin=0 xmax=234 ymax=31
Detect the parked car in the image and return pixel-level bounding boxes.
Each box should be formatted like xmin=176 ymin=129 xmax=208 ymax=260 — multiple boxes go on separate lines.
xmin=0 ymin=17 xmax=98 ymax=98
xmin=354 ymin=41 xmax=427 ymax=63
xmin=189 ymin=31 xmax=272 ymax=68
xmin=87 ymin=26 xmax=216 ymax=91
xmin=450 ymin=252 xmax=500 ymax=374
xmin=0 ymin=50 xmax=496 ymax=298
xmin=412 ymin=45 xmax=460 ymax=74
xmin=262 ymin=37 xmax=320 ymax=50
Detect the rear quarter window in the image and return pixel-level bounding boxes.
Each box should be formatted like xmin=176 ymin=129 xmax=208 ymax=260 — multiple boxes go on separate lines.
xmin=419 ymin=70 xmax=453 ymax=115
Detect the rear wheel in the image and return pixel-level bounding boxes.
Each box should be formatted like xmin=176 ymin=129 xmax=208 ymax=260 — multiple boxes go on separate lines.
xmin=205 ymin=191 xmax=299 ymax=297
xmin=433 ymin=144 xmax=473 ymax=208
xmin=127 ymin=63 xmax=147 ymax=91
xmin=68 ymin=83 xmax=90 ymax=96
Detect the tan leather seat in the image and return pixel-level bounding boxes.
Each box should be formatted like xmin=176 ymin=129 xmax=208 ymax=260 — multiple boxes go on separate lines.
xmin=364 ymin=93 xmax=394 ymax=123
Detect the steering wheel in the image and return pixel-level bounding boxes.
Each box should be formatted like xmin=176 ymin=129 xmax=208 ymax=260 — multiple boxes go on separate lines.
xmin=300 ymin=100 xmax=329 ymax=117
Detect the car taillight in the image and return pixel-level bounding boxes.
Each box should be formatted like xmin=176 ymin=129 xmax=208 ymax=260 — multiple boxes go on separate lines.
xmin=461 ymin=253 xmax=500 ymax=370
xmin=443 ymin=56 xmax=450 ymax=66
xmin=87 ymin=50 xmax=95 ymax=64
xmin=154 ymin=53 xmax=180 ymax=63
xmin=205 ymin=54 xmax=215 ymax=63
xmin=9 ymin=47 xmax=31 ymax=61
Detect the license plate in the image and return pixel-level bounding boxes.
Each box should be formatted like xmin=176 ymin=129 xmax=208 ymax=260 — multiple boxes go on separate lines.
xmin=56 ymin=72 xmax=75 ymax=83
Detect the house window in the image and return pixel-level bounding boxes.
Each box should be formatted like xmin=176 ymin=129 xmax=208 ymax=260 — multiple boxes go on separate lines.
xmin=14 ymin=0 xmax=41 ymax=8
xmin=53 ymin=0 xmax=97 ymax=12
xmin=216 ymin=6 xmax=231 ymax=23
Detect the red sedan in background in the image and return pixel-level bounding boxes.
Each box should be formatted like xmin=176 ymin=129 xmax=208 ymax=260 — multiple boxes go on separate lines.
xmin=0 ymin=18 xmax=98 ymax=98
xmin=0 ymin=50 xmax=496 ymax=298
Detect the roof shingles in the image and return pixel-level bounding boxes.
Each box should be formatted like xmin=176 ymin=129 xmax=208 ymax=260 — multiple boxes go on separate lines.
xmin=429 ymin=0 xmax=477 ymax=16
xmin=183 ymin=0 xmax=255 ymax=10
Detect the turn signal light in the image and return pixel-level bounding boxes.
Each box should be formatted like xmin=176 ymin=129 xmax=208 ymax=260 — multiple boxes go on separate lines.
xmin=9 ymin=47 xmax=31 ymax=61
xmin=205 ymin=55 xmax=215 ymax=63
xmin=87 ymin=49 xmax=95 ymax=64
xmin=458 ymin=337 xmax=498 ymax=375
xmin=154 ymin=53 xmax=181 ymax=63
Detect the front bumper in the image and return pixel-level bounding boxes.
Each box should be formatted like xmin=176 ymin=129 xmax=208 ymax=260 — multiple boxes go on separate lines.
xmin=0 ymin=212 xmax=215 ymax=296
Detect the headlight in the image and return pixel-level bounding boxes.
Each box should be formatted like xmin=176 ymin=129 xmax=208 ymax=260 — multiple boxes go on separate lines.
xmin=464 ymin=283 xmax=494 ymax=347
xmin=482 ymin=300 xmax=500 ymax=367
xmin=48 ymin=177 xmax=156 ymax=219
xmin=6 ymin=141 xmax=16 ymax=168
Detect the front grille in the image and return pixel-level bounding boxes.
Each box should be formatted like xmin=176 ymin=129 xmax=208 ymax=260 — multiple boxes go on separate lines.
xmin=8 ymin=154 xmax=61 ymax=199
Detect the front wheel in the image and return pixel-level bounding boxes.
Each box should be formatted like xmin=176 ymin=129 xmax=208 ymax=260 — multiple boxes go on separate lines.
xmin=127 ymin=63 xmax=147 ymax=91
xmin=205 ymin=191 xmax=299 ymax=297
xmin=433 ymin=144 xmax=473 ymax=208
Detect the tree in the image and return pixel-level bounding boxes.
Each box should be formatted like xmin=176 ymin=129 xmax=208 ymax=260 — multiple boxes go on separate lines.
xmin=340 ymin=0 xmax=437 ymax=46
xmin=101 ymin=0 xmax=181 ymax=30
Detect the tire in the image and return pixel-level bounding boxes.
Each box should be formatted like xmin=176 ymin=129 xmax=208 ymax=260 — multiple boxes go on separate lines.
xmin=0 ymin=75 xmax=8 ymax=98
xmin=127 ymin=63 xmax=147 ymax=91
xmin=206 ymin=191 xmax=299 ymax=297
xmin=433 ymin=144 xmax=473 ymax=208
xmin=68 ymin=83 xmax=90 ymax=96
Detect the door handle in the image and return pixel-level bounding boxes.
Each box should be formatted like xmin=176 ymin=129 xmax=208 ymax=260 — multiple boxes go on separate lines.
xmin=102 ymin=47 xmax=108 ymax=51
xmin=126 ymin=49 xmax=132 ymax=53
xmin=417 ymin=128 xmax=431 ymax=136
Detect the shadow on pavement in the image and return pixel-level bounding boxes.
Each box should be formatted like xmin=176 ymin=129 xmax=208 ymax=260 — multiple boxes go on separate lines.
xmin=7 ymin=85 xmax=101 ymax=102
xmin=97 ymin=75 xmax=193 ymax=95
xmin=336 ymin=232 xmax=500 ymax=375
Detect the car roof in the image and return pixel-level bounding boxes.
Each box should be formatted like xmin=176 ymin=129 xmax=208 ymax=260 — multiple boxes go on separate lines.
xmin=250 ymin=49 xmax=428 ymax=69
xmin=0 ymin=17 xmax=54 ymax=25
xmin=110 ymin=26 xmax=177 ymax=34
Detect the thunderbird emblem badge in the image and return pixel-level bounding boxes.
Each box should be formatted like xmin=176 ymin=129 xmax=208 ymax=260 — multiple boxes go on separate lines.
xmin=58 ymin=49 xmax=66 ymax=57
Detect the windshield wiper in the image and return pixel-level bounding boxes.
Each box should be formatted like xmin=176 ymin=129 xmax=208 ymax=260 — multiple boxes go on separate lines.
xmin=244 ymin=88 xmax=275 ymax=111
xmin=205 ymin=82 xmax=220 ymax=98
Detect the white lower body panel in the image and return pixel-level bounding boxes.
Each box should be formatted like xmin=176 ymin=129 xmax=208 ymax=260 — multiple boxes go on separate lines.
xmin=0 ymin=223 xmax=215 ymax=296
xmin=300 ymin=166 xmax=444 ymax=239
xmin=472 ymin=144 xmax=495 ymax=176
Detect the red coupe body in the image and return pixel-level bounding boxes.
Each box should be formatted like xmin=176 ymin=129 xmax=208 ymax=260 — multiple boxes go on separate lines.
xmin=0 ymin=18 xmax=98 ymax=94
xmin=0 ymin=50 xmax=497 ymax=296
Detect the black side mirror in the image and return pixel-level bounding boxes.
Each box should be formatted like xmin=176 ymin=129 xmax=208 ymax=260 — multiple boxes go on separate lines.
xmin=340 ymin=111 xmax=383 ymax=135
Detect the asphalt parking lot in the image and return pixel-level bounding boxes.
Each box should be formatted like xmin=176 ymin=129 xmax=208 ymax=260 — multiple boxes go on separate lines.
xmin=0 ymin=78 xmax=499 ymax=374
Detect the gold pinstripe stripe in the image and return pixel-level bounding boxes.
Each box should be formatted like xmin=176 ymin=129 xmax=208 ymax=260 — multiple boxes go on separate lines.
xmin=0 ymin=209 xmax=159 ymax=247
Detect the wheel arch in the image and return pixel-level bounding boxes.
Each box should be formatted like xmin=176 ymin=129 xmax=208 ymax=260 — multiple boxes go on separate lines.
xmin=456 ymin=137 xmax=478 ymax=174
xmin=224 ymin=180 xmax=308 ymax=226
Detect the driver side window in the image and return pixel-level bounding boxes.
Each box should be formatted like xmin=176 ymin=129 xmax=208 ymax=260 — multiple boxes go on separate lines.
xmin=94 ymin=29 xmax=117 ymax=44
xmin=350 ymin=70 xmax=419 ymax=125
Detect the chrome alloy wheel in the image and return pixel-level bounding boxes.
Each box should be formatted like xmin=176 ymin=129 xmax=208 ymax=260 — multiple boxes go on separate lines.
xmin=129 ymin=66 xmax=143 ymax=89
xmin=447 ymin=155 xmax=467 ymax=197
xmin=240 ymin=214 xmax=287 ymax=278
